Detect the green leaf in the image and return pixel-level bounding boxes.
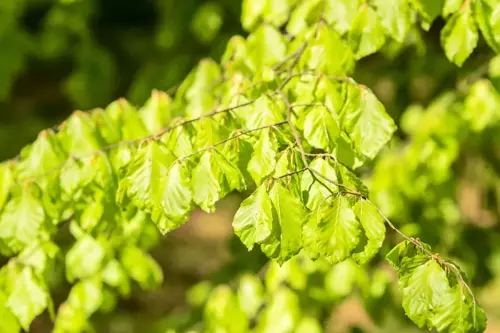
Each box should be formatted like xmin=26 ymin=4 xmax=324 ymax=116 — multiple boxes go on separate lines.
xmin=387 ymin=241 xmax=487 ymax=332
xmin=105 ymin=99 xmax=149 ymax=140
xmin=301 ymin=23 xmax=355 ymax=75
xmin=117 ymin=140 xmax=174 ymax=212
xmin=241 ymin=0 xmax=267 ymax=31
xmin=17 ymin=129 xmax=66 ymax=182
xmin=441 ymin=4 xmax=478 ymax=67
xmin=246 ymin=25 xmax=287 ymax=72
xmin=18 ymin=241 xmax=60 ymax=276
xmin=237 ymin=274 xmax=264 ymax=317
xmin=102 ymin=259 xmax=131 ymax=297
xmin=120 ymin=246 xmax=163 ymax=291
xmin=340 ymin=84 xmax=396 ymax=159
xmin=301 ymin=158 xmax=338 ymax=210
xmin=66 ymin=235 xmax=105 ymax=282
xmin=348 ymin=5 xmax=387 ymax=59
xmin=204 ymin=286 xmax=248 ymax=332
xmin=264 ymin=182 xmax=306 ymax=264
xmin=58 ymin=112 xmax=103 ymax=155
xmin=233 ymin=184 xmax=274 ymax=250
xmin=154 ymin=162 xmax=193 ymax=234
xmin=464 ymin=80 xmax=500 ymax=131
xmin=263 ymin=0 xmax=291 ymax=28
xmin=265 ymin=258 xmax=307 ymax=292
xmin=192 ymin=150 xmax=245 ymax=212
xmin=254 ymin=287 xmax=300 ymax=333
xmin=193 ymin=118 xmax=225 ymax=149
xmin=352 ymin=199 xmax=385 ymax=264
xmin=67 ymin=278 xmax=103 ymax=316
xmin=0 ymin=290 xmax=20 ymax=333
xmin=373 ymin=0 xmax=412 ymax=43
xmin=473 ymin=0 xmax=500 ymax=53
xmin=403 ymin=261 xmax=486 ymax=332
xmin=53 ymin=303 xmax=87 ymax=333
xmin=286 ymin=0 xmax=322 ymax=35
xmin=410 ymin=0 xmax=445 ymax=30
xmin=248 ymin=129 xmax=278 ymax=185
xmin=303 ymin=105 xmax=340 ymax=152
xmin=325 ymin=259 xmax=365 ymax=299
xmin=161 ymin=126 xmax=194 ymax=159
xmin=324 ymin=0 xmax=362 ymax=35
xmin=7 ymin=267 xmax=49 ymax=331
xmin=244 ymin=95 xmax=284 ymax=129
xmin=303 ymin=196 xmax=360 ymax=264
xmin=138 ymin=90 xmax=172 ymax=134
xmin=0 ymin=184 xmax=48 ymax=253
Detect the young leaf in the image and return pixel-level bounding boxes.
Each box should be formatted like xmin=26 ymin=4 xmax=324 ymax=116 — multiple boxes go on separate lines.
xmin=441 ymin=4 xmax=478 ymax=66
xmin=373 ymin=0 xmax=412 ymax=43
xmin=348 ymin=5 xmax=387 ymax=59
xmin=301 ymin=158 xmax=338 ymax=210
xmin=237 ymin=274 xmax=265 ymax=317
xmin=241 ymin=0 xmax=267 ymax=31
xmin=324 ymin=0 xmax=362 ymax=35
xmin=7 ymin=267 xmax=49 ymax=331
xmin=244 ymin=95 xmax=284 ymax=129
xmin=16 ymin=130 xmax=66 ymax=182
xmin=303 ymin=196 xmax=360 ymax=264
xmin=339 ymin=84 xmax=396 ymax=159
xmin=102 ymin=259 xmax=131 ymax=297
xmin=246 ymin=25 xmax=286 ymax=72
xmin=262 ymin=0 xmax=291 ymax=28
xmin=57 ymin=112 xmax=103 ymax=156
xmin=352 ymin=199 xmax=385 ymax=264
xmin=265 ymin=182 xmax=307 ymax=264
xmin=120 ymin=246 xmax=163 ymax=291
xmin=204 ymin=286 xmax=248 ymax=332
xmin=286 ymin=0 xmax=322 ymax=35
xmin=117 ymin=140 xmax=173 ymax=212
xmin=139 ymin=90 xmax=172 ymax=133
xmin=159 ymin=163 xmax=193 ymax=227
xmin=233 ymin=184 xmax=275 ymax=250
xmin=463 ymin=80 xmax=500 ymax=131
xmin=66 ymin=235 xmax=105 ymax=282
xmin=387 ymin=241 xmax=487 ymax=333
xmin=67 ymin=278 xmax=103 ymax=316
xmin=0 ymin=184 xmax=48 ymax=253
xmin=248 ymin=129 xmax=278 ymax=185
xmin=105 ymin=99 xmax=149 ymax=140
xmin=161 ymin=126 xmax=194 ymax=159
xmin=472 ymin=0 xmax=500 ymax=53
xmin=254 ymin=287 xmax=301 ymax=332
xmin=301 ymin=23 xmax=355 ymax=76
xmin=192 ymin=150 xmax=245 ymax=212
xmin=303 ymin=105 xmax=340 ymax=152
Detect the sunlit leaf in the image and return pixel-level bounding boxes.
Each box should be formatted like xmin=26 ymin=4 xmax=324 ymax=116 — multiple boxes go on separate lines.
xmin=441 ymin=4 xmax=478 ymax=66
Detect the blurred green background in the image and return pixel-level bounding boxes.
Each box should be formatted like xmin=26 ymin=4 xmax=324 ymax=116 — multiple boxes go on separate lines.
xmin=2 ymin=1 xmax=500 ymax=332
xmin=0 ymin=0 xmax=242 ymax=160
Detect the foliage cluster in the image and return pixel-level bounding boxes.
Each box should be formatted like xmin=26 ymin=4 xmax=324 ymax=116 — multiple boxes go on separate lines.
xmin=2 ymin=0 xmax=500 ymax=332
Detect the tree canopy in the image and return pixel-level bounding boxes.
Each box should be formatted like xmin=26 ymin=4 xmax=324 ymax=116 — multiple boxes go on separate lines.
xmin=1 ymin=0 xmax=500 ymax=332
